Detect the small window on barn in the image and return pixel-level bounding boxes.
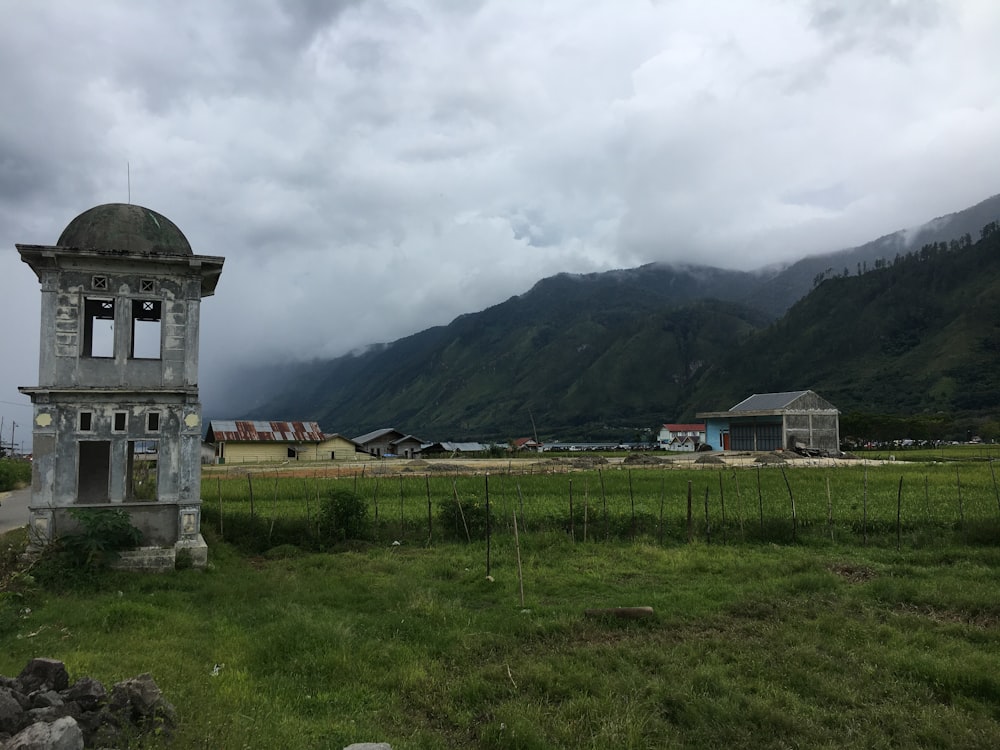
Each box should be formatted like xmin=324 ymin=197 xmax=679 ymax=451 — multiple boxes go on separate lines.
xmin=139 ymin=279 xmax=156 ymax=293
xmin=113 ymin=412 xmax=127 ymax=432
xmin=92 ymin=276 xmax=108 ymax=291
xmin=83 ymin=298 xmax=115 ymax=358
xmin=147 ymin=412 xmax=160 ymax=432
xmin=131 ymin=300 xmax=162 ymax=359
xmin=287 ymin=447 xmax=297 ymax=459
xmin=79 ymin=412 xmax=93 ymax=432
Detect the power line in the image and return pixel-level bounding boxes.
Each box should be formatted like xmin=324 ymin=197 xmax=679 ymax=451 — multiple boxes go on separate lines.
xmin=0 ymin=400 xmax=31 ymax=409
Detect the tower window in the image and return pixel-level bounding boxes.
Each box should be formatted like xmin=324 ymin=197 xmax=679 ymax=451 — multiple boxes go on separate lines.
xmin=113 ymin=412 xmax=127 ymax=432
xmin=147 ymin=412 xmax=160 ymax=432
xmin=79 ymin=412 xmax=93 ymax=431
xmin=139 ymin=279 xmax=156 ymax=293
xmin=83 ymin=298 xmax=115 ymax=358
xmin=92 ymin=276 xmax=108 ymax=290
xmin=131 ymin=299 xmax=162 ymax=359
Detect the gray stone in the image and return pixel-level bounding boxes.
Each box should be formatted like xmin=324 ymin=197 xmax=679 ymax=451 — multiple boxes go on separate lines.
xmin=0 ymin=687 xmax=26 ymax=734
xmin=26 ymin=704 xmax=76 ymax=724
xmin=62 ymin=677 xmax=106 ymax=711
xmin=18 ymin=659 xmax=69 ymax=694
xmin=108 ymin=673 xmax=176 ymax=731
xmin=343 ymin=744 xmax=393 ymax=750
xmin=6 ymin=715 xmax=84 ymax=750
xmin=30 ymin=691 xmax=63 ymax=709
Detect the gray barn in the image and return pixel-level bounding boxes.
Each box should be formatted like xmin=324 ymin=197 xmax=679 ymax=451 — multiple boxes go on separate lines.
xmin=697 ymin=390 xmax=841 ymax=453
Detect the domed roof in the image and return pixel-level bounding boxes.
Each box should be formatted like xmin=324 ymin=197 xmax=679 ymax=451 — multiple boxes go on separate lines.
xmin=57 ymin=203 xmax=192 ymax=256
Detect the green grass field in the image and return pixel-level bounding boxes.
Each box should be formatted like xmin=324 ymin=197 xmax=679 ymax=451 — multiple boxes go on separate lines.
xmin=2 ymin=461 xmax=1000 ymax=748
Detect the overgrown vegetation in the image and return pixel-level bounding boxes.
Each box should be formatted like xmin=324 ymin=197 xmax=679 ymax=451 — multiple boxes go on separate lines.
xmin=31 ymin=508 xmax=144 ymax=587
xmin=0 ymin=457 xmax=31 ymax=491
xmin=318 ymin=488 xmax=370 ymax=543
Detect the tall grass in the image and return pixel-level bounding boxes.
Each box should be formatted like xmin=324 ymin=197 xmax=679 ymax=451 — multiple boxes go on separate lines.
xmin=3 ymin=530 xmax=1000 ymax=748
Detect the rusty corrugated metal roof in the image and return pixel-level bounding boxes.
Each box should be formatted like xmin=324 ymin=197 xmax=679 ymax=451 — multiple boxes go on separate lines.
xmin=207 ymin=420 xmax=325 ymax=442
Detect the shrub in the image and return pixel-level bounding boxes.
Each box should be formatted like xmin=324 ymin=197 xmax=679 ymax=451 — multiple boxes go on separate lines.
xmin=32 ymin=509 xmax=143 ymax=586
xmin=437 ymin=495 xmax=495 ymax=541
xmin=0 ymin=458 xmax=31 ymax=492
xmin=318 ymin=489 xmax=370 ymax=542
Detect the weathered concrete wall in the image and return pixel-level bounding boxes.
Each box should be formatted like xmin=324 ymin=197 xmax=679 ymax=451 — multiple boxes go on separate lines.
xmin=35 ymin=265 xmax=202 ymax=389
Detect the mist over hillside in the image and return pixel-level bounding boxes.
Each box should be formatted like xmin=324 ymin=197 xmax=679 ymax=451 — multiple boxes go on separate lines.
xmin=214 ymin=193 xmax=1000 ymax=442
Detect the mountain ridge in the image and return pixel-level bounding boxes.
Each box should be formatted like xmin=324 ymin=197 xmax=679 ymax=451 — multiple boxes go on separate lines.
xmin=228 ymin=193 xmax=1000 ymax=442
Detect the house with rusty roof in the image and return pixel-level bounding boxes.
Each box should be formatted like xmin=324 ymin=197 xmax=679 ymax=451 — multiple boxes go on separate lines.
xmin=205 ymin=420 xmax=368 ymax=464
xmin=696 ymin=390 xmax=840 ymax=453
xmin=512 ymin=437 xmax=542 ymax=452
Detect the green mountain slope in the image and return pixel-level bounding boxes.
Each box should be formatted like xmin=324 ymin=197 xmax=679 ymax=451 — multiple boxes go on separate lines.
xmin=245 ymin=219 xmax=1000 ymax=443
xmin=250 ymin=265 xmax=769 ymax=439
xmin=683 ymin=227 xmax=1000 ymax=426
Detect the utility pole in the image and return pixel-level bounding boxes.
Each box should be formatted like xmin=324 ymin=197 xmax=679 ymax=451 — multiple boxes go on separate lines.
xmin=9 ymin=421 xmax=16 ymax=458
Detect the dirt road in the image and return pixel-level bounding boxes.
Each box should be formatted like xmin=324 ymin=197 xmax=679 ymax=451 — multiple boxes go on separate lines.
xmin=0 ymin=486 xmax=30 ymax=534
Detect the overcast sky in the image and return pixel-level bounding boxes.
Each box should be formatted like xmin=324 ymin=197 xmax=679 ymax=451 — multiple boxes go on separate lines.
xmin=2 ymin=0 xmax=1000 ymax=444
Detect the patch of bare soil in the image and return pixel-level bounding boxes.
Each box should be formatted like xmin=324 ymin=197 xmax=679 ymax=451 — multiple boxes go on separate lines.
xmin=828 ymin=562 xmax=876 ymax=583
xmin=895 ymin=603 xmax=1000 ymax=629
xmin=546 ymin=455 xmax=610 ymax=468
xmin=755 ymin=452 xmax=789 ymax=465
xmin=622 ymin=453 xmax=670 ymax=466
xmin=694 ymin=454 xmax=725 ymax=465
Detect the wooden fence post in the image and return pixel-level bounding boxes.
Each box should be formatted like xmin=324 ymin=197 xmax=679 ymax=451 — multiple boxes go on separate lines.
xmin=425 ymin=474 xmax=432 ymax=544
xmin=453 ymin=480 xmax=471 ymax=543
xmin=628 ymin=469 xmax=636 ymax=542
xmin=658 ymin=474 xmax=666 ymax=545
xmin=863 ymin=465 xmax=868 ymax=547
xmin=569 ymin=478 xmax=575 ymax=541
xmin=991 ymin=460 xmax=1000 ymax=519
xmin=485 ymin=473 xmax=491 ymax=577
xmin=781 ymin=467 xmax=796 ymax=543
xmin=217 ymin=476 xmax=224 ymax=539
xmin=718 ymin=470 xmax=727 ymax=543
xmin=513 ymin=509 xmax=525 ymax=607
xmin=756 ymin=466 xmax=763 ymax=536
xmin=687 ymin=480 xmax=693 ymax=544
xmin=896 ymin=475 xmax=903 ymax=551
xmin=826 ymin=476 xmax=833 ymax=542
xmin=956 ymin=466 xmax=965 ymax=543
xmin=247 ymin=472 xmax=255 ymax=520
xmin=703 ymin=485 xmax=711 ymax=544
xmin=599 ymin=469 xmax=608 ymax=540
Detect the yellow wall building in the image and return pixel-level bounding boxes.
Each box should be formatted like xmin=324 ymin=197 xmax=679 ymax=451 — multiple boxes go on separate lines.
xmin=205 ymin=421 xmax=369 ymax=464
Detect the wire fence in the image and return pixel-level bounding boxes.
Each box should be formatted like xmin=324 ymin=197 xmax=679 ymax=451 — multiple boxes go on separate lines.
xmin=199 ymin=459 xmax=1000 ymax=553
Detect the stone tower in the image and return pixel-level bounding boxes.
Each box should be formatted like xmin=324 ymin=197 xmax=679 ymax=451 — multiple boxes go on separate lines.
xmin=17 ymin=203 xmax=224 ymax=569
